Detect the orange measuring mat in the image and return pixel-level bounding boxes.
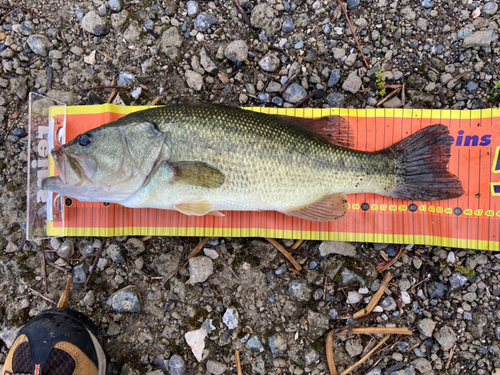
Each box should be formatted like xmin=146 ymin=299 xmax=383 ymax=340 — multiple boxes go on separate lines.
xmin=44 ymin=105 xmax=500 ymax=250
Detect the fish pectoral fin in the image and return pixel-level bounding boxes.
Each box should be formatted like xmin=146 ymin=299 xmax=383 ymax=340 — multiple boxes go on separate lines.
xmin=277 ymin=115 xmax=355 ymax=148
xmin=286 ymin=192 xmax=348 ymax=222
xmin=175 ymin=200 xmax=223 ymax=217
xmin=167 ymin=161 xmax=225 ymax=188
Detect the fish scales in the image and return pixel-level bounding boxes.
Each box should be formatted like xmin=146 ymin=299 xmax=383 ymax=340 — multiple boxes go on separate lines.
xmin=132 ymin=105 xmax=398 ymax=210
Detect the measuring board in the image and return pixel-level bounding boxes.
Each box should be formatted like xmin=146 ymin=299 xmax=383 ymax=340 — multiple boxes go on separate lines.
xmin=27 ymin=94 xmax=500 ymax=250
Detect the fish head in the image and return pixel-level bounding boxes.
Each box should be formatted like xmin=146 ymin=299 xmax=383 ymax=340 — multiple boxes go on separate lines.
xmin=42 ymin=119 xmax=167 ymax=202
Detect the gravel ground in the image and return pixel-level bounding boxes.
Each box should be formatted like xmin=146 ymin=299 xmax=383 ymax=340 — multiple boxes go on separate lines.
xmin=1 ymin=0 xmax=500 ymax=374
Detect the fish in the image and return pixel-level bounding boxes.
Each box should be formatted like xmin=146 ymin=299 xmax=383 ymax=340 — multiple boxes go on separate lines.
xmin=42 ymin=104 xmax=464 ymax=222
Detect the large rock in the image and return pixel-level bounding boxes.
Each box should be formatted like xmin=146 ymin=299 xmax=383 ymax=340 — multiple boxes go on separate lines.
xmin=27 ymin=34 xmax=53 ymax=56
xmin=81 ymin=11 xmax=109 ymax=36
xmin=250 ymin=3 xmax=281 ymax=36
xmin=107 ymin=285 xmax=141 ymax=312
xmin=462 ymin=31 xmax=493 ymax=48
xmin=224 ymin=40 xmax=248 ymax=64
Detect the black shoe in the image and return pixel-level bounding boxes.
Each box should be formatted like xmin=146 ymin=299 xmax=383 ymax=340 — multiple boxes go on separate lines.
xmin=1 ymin=308 xmax=107 ymax=375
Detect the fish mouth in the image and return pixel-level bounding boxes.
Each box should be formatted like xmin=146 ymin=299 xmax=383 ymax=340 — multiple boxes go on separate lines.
xmin=49 ymin=146 xmax=96 ymax=186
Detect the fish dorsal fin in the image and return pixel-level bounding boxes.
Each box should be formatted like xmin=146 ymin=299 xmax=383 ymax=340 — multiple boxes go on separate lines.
xmin=175 ymin=200 xmax=224 ymax=217
xmin=168 ymin=161 xmax=225 ymax=188
xmin=286 ymin=192 xmax=348 ymax=222
xmin=277 ymin=115 xmax=355 ymax=148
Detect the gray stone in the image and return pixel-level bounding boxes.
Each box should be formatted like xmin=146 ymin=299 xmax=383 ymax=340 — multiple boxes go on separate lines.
xmin=258 ymin=53 xmax=280 ymax=72
xmin=345 ymin=338 xmax=363 ymax=357
xmin=257 ymin=92 xmax=270 ymax=103
xmin=107 ymin=244 xmax=125 ymax=263
xmin=124 ymin=22 xmax=141 ymax=43
xmin=200 ymin=48 xmax=217 ymax=73
xmin=407 ymin=90 xmax=434 ymax=107
xmin=185 ymin=70 xmax=204 ymax=91
xmin=483 ymin=2 xmax=498 ymax=16
xmin=467 ymin=312 xmax=487 ymax=339
xmin=72 ymin=263 xmax=89 ymax=287
xmin=81 ymin=11 xmax=109 ymax=36
xmin=305 ymin=349 xmax=319 ymax=365
xmin=407 ymin=74 xmax=427 ymax=89
xmin=288 ymin=280 xmax=313 ymax=301
xmin=427 ymin=282 xmax=446 ymax=299
xmin=0 ymin=326 xmax=21 ymax=348
xmin=267 ymin=81 xmax=282 ymax=92
xmin=107 ymin=321 xmax=121 ymax=336
xmin=325 ymin=93 xmax=345 ymax=107
xmin=163 ymin=46 xmax=181 ymax=62
xmin=268 ymin=334 xmax=287 ymax=356
xmin=46 ymin=90 xmax=77 ymax=105
xmin=467 ymin=81 xmax=478 ymax=93
xmin=107 ymin=285 xmax=141 ymax=312
xmin=188 ymin=256 xmax=213 ymax=283
xmin=307 ymin=311 xmax=329 ymax=340
xmin=206 ymin=360 xmax=227 ymax=375
xmin=224 ymin=40 xmax=248 ymax=64
xmin=27 ymin=34 xmax=53 ymax=56
xmin=187 ymin=1 xmax=199 ymax=17
xmin=83 ymin=290 xmax=95 ymax=307
xmin=57 ymin=240 xmax=74 ymax=259
xmin=401 ymin=6 xmax=416 ymax=20
xmin=49 ymin=50 xmax=63 ymax=59
xmin=98 ymin=4 xmax=107 ymax=17
xmin=417 ymin=318 xmax=436 ymax=338
xmin=246 ymin=336 xmax=264 ymax=352
xmin=329 ymin=308 xmax=339 ymax=319
xmin=282 ymin=16 xmax=295 ymax=33
xmin=222 ymin=308 xmax=239 ymax=330
xmin=339 ymin=267 xmax=367 ymax=286
xmin=344 ymin=53 xmax=357 ymax=66
xmin=421 ymin=0 xmax=433 ymax=8
xmin=319 ymin=241 xmax=356 ymax=257
xmin=250 ymin=3 xmax=281 ymax=36
xmin=18 ymin=20 xmax=34 ymax=35
xmin=382 ymin=97 xmax=403 ymax=108
xmin=366 ymin=369 xmax=382 ymax=375
xmin=62 ymin=70 xmax=79 ymax=87
xmin=168 ymin=355 xmax=186 ymax=375
xmin=111 ymin=10 xmax=128 ymax=31
xmin=347 ymin=0 xmax=360 ymax=9
xmin=463 ymin=292 xmax=477 ymax=302
xmin=381 ymin=296 xmax=397 ymax=311
xmin=450 ymin=272 xmax=468 ymax=288
xmin=109 ymin=0 xmax=124 ymax=12
xmin=271 ymin=96 xmax=283 ymax=106
xmin=161 ymin=27 xmax=183 ymax=48
xmin=327 ymin=69 xmax=341 ymax=87
xmin=70 ymin=46 xmax=84 ymax=56
xmin=342 ymin=71 xmax=362 ymax=93
xmin=411 ymin=358 xmax=434 ymax=374
xmin=282 ymin=83 xmax=307 ymax=104
xmin=194 ymin=13 xmax=216 ymax=31
xmin=124 ymin=238 xmax=145 ymax=257
xmin=463 ymin=31 xmax=493 ymax=48
xmin=347 ymin=290 xmax=362 ymax=304
xmin=434 ymin=326 xmax=456 ymax=350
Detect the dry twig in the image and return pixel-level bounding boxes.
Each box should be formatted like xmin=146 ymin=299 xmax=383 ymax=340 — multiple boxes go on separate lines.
xmin=353 ymin=272 xmax=392 ymax=319
xmin=376 ymin=87 xmax=401 ymax=107
xmin=376 ymin=248 xmax=407 ymax=272
xmin=215 ymin=249 xmax=241 ymax=282
xmin=446 ymin=344 xmax=457 ymax=369
xmin=339 ymin=335 xmax=390 ymax=375
xmin=28 ymin=287 xmax=57 ymax=306
xmin=266 ymin=238 xmax=302 ymax=271
xmin=326 ymin=331 xmax=339 ymax=375
xmin=57 ymin=275 xmax=73 ymax=308
xmin=290 ymin=240 xmax=304 ymax=250
xmin=337 ymin=327 xmax=412 ymax=335
xmin=84 ymin=238 xmax=107 ymax=288
xmin=232 ymin=0 xmax=250 ymax=25
xmin=235 ymin=350 xmax=243 ymax=375
xmin=336 ymin=0 xmax=370 ymax=69
xmin=82 ymin=85 xmax=131 ymax=92
xmin=279 ymin=73 xmax=299 ymax=94
xmin=188 ymin=237 xmax=210 ymax=259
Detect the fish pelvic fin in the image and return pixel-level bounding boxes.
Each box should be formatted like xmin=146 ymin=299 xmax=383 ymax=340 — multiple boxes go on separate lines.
xmin=175 ymin=200 xmax=224 ymax=217
xmin=277 ymin=115 xmax=355 ymax=148
xmin=388 ymin=124 xmax=464 ymax=201
xmin=168 ymin=161 xmax=225 ymax=188
xmin=286 ymin=192 xmax=348 ymax=222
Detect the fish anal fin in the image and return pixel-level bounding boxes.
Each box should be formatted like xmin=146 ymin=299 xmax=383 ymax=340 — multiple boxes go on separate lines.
xmin=168 ymin=161 xmax=225 ymax=188
xmin=277 ymin=115 xmax=355 ymax=148
xmin=175 ymin=200 xmax=223 ymax=216
xmin=286 ymin=192 xmax=348 ymax=222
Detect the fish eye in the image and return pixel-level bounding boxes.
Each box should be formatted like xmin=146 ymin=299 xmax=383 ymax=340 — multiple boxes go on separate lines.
xmin=79 ymin=133 xmax=92 ymax=147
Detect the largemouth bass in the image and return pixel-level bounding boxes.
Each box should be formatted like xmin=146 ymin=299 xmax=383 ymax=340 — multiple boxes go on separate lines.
xmin=42 ymin=104 xmax=464 ymax=222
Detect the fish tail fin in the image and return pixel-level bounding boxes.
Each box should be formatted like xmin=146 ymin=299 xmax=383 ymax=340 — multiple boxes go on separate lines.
xmin=388 ymin=124 xmax=464 ymax=201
